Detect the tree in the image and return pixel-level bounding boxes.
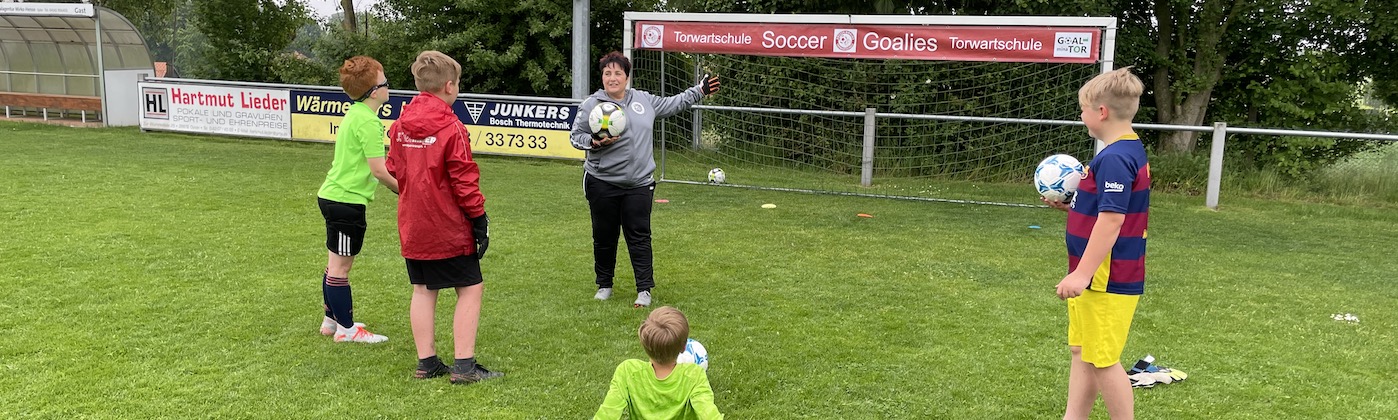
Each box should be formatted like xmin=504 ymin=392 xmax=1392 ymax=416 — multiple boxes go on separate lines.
xmin=187 ymin=0 xmax=312 ymax=82
xmin=1118 ymin=0 xmax=1398 ymax=154
xmin=92 ymin=0 xmax=180 ymax=63
xmin=340 ymin=0 xmax=358 ymax=33
xmin=377 ymin=0 xmax=657 ymax=97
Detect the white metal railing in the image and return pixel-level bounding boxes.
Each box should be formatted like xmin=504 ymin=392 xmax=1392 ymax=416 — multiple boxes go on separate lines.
xmin=1 ymin=70 xmax=104 ymax=122
xmin=689 ymin=104 xmax=1398 ymax=210
xmin=0 ymin=70 xmax=100 ymax=78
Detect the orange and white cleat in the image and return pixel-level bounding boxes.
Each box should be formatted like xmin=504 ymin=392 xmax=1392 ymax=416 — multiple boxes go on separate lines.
xmin=319 ymin=317 xmax=337 ymax=336
xmin=334 ymin=323 xmax=388 ymax=343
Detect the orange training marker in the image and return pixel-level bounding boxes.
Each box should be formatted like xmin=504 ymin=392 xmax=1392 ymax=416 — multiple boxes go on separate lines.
xmin=655 ymin=199 xmax=670 ymax=203
xmin=857 ymin=213 xmax=874 ymax=218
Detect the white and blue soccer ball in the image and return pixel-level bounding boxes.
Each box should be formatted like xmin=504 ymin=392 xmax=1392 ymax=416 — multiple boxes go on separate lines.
xmin=1034 ymin=154 xmax=1086 ymax=203
xmin=676 ymin=338 xmax=709 ymax=371
xmin=707 ymin=168 xmax=726 ymax=184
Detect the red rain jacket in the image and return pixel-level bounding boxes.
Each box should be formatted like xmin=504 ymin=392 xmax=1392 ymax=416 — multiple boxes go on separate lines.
xmin=387 ymin=92 xmax=485 ymax=260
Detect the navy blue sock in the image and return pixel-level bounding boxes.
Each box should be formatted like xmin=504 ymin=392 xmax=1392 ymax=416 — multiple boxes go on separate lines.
xmin=321 ymin=274 xmax=333 ymax=319
xmin=324 ymin=272 xmax=353 ymax=328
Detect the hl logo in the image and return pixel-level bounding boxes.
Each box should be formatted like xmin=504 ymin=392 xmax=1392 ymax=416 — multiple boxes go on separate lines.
xmin=143 ymin=87 xmax=168 ymax=119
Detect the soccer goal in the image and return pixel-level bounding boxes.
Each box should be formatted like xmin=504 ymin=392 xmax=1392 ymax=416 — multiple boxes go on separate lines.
xmin=624 ymin=13 xmax=1116 ymax=206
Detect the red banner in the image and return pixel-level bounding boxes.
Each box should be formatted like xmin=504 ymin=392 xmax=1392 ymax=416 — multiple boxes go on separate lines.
xmin=635 ymin=21 xmax=1100 ymax=63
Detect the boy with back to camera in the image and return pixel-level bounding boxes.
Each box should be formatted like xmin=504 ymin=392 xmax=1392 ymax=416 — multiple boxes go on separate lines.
xmin=594 ymin=306 xmax=722 ymax=420
xmin=1044 ymin=67 xmax=1151 ymax=420
xmin=387 ymin=50 xmax=501 ymax=384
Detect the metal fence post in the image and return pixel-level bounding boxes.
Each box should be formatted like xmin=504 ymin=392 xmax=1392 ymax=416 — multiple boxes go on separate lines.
xmin=862 ymin=107 xmax=876 ymax=187
xmin=1206 ymin=122 xmax=1226 ymax=210
xmin=692 ymin=61 xmax=702 ymax=150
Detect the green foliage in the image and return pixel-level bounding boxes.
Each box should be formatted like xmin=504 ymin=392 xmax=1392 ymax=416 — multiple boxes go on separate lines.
xmin=1192 ymin=0 xmax=1397 ymax=174
xmin=92 ymin=0 xmax=180 ymax=62
xmin=270 ymin=53 xmax=335 ymax=86
xmin=370 ymin=0 xmax=657 ymax=96
xmin=287 ymin=22 xmax=325 ymax=59
xmin=1143 ymin=141 xmax=1398 ymax=204
xmin=188 ymin=0 xmax=313 ymax=82
xmin=1374 ymin=79 xmax=1398 ymax=108
xmin=1146 ymin=149 xmax=1211 ymax=195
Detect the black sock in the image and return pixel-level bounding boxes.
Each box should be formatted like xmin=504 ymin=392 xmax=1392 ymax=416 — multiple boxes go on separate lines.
xmin=418 ymin=355 xmax=445 ymax=369
xmin=639 ymin=288 xmax=651 ymax=293
xmin=324 ymin=271 xmax=353 ymax=328
xmin=454 ymin=357 xmax=476 ymax=369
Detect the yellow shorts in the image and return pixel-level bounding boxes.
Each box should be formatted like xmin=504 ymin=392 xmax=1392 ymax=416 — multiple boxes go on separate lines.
xmin=1067 ymin=289 xmax=1140 ymax=368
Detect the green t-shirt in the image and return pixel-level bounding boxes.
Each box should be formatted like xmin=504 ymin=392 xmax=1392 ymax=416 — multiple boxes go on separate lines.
xmin=594 ymin=359 xmax=723 ymax=420
xmin=317 ymin=101 xmax=386 ymax=204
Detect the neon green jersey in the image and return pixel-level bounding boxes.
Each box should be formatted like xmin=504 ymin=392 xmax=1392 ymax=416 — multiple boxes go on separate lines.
xmin=594 ymin=359 xmax=723 ymax=420
xmin=317 ymin=102 xmax=386 ymax=204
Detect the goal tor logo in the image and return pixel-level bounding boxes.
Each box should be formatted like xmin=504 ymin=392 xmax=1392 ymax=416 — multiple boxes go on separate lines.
xmin=833 ymin=29 xmax=857 ymax=53
xmin=641 ymin=24 xmax=664 ymax=48
xmin=143 ymin=87 xmax=168 ymax=120
xmin=1053 ymin=32 xmax=1094 ymax=58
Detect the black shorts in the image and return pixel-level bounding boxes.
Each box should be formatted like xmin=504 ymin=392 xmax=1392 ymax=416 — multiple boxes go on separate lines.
xmin=318 ymin=197 xmax=367 ymax=257
xmin=406 ymin=254 xmax=483 ymax=290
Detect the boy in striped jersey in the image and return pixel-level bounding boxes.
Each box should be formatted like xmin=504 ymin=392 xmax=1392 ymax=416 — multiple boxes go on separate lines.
xmin=1045 ymin=67 xmax=1150 ymax=420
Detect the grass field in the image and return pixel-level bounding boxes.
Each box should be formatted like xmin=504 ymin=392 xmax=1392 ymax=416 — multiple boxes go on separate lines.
xmin=2 ymin=121 xmax=1395 ymax=419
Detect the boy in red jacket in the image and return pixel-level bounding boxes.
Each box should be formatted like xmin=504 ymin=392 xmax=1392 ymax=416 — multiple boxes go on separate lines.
xmin=387 ymin=50 xmax=502 ymax=384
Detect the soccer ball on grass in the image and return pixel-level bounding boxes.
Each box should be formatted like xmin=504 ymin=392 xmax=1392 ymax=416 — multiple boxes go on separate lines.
xmin=707 ymin=168 xmax=726 ymax=184
xmin=676 ymin=338 xmax=709 ymax=371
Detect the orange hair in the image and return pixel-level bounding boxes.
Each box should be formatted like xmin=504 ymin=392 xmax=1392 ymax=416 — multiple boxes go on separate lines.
xmin=338 ymin=56 xmax=383 ymax=101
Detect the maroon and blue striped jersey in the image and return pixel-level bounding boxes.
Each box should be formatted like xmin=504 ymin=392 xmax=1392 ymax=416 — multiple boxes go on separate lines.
xmin=1066 ymin=133 xmax=1151 ymax=295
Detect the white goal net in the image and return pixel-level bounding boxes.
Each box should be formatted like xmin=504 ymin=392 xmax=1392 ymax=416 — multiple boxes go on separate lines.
xmin=625 ymin=13 xmax=1117 ymax=205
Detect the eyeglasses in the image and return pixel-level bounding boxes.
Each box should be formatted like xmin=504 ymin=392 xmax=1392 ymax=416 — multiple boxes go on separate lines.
xmin=355 ymin=81 xmax=390 ymax=102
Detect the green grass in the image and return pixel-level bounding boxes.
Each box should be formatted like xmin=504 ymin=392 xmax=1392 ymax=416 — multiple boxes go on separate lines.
xmin=1146 ymin=144 xmax=1398 ymax=206
xmin=2 ymin=121 xmax=1395 ymax=419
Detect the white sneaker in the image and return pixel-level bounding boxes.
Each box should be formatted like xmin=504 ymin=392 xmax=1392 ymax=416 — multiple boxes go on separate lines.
xmin=334 ymin=322 xmax=388 ymax=343
xmin=319 ymin=316 xmax=337 ymax=336
xmin=594 ymin=287 xmax=613 ymax=300
xmin=634 ymin=290 xmax=652 ymax=307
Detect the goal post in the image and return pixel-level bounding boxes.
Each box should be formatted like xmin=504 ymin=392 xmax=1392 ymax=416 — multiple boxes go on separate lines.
xmin=623 ymin=12 xmax=1117 ymax=206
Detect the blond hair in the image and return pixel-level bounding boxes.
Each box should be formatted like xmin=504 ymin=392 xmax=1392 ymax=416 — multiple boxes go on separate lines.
xmin=639 ymin=306 xmax=689 ymax=364
xmin=411 ymin=50 xmax=462 ymax=93
xmin=338 ymin=56 xmax=383 ymax=100
xmin=1079 ymin=67 xmax=1144 ymax=121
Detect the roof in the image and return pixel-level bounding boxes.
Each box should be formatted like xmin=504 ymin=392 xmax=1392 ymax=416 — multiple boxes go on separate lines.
xmin=0 ymin=7 xmax=153 ymax=96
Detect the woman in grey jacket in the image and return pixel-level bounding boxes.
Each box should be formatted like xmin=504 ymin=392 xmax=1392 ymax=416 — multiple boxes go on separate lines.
xmin=570 ymin=51 xmax=720 ymax=307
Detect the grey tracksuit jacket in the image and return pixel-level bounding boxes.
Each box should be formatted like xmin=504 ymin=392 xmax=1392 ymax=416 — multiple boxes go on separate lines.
xmin=570 ymin=85 xmax=705 ymax=188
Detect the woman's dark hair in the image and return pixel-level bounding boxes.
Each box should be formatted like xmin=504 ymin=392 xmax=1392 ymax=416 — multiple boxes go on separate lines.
xmin=598 ymin=51 xmax=631 ymax=76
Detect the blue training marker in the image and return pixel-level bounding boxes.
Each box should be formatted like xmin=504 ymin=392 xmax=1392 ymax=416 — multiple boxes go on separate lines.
xmin=1029 ymin=225 xmax=1041 ymax=229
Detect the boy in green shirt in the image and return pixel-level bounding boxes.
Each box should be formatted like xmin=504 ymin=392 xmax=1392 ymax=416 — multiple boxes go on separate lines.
xmin=315 ymin=56 xmax=399 ymax=343
xmin=595 ymin=306 xmax=723 ymax=420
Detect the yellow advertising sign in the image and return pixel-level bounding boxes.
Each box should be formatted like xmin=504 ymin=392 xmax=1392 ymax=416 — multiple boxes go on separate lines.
xmin=289 ymin=89 xmax=582 ymax=160
xmin=466 ymin=125 xmax=581 ymax=159
xmin=292 ymin=113 xmax=394 ymax=145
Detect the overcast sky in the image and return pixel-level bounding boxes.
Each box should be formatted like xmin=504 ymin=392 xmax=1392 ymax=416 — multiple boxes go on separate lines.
xmin=304 ymin=0 xmax=381 ymax=19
